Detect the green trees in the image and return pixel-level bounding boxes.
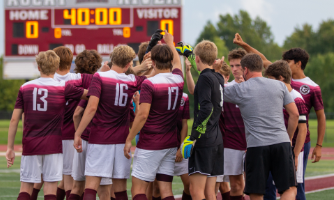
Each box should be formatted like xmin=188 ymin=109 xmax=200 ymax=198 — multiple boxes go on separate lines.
xmin=0 ymin=57 xmax=25 ymax=111
xmin=194 ymin=11 xmax=334 ymax=113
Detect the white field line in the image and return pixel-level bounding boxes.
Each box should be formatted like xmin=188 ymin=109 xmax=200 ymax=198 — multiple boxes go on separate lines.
xmin=305 ymin=173 xmax=334 ymax=180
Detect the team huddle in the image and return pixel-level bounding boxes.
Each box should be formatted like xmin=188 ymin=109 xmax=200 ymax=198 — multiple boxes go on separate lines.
xmin=5 ymin=29 xmax=325 ymax=200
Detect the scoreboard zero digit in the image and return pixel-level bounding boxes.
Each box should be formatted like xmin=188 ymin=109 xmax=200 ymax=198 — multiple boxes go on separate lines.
xmin=3 ymin=0 xmax=182 ymax=79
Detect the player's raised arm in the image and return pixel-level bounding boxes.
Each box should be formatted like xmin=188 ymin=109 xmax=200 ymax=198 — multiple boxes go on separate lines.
xmin=185 ymin=58 xmax=195 ymax=95
xmin=233 ymin=33 xmax=272 ymax=69
xmin=164 ymin=30 xmax=182 ymax=71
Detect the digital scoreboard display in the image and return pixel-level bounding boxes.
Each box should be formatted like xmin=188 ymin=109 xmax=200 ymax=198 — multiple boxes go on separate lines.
xmin=4 ymin=0 xmax=182 ymax=79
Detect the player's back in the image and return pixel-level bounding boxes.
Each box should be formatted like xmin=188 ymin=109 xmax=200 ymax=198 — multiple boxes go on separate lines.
xmin=137 ymin=69 xmax=184 ymax=150
xmin=15 ymin=77 xmax=66 ymax=155
xmin=87 ymin=70 xmax=146 ymax=144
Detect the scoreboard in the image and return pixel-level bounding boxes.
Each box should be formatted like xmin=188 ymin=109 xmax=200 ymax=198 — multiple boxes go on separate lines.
xmin=3 ymin=0 xmax=182 ymax=79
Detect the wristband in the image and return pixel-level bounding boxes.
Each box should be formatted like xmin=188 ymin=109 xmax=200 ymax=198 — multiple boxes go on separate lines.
xmin=316 ymin=144 xmax=322 ymax=147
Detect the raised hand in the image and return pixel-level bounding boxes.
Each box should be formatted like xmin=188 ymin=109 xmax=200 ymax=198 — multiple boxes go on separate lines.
xmin=146 ymin=29 xmax=163 ymax=53
xmin=233 ymin=33 xmax=245 ymax=46
xmin=163 ymin=30 xmax=174 ymax=45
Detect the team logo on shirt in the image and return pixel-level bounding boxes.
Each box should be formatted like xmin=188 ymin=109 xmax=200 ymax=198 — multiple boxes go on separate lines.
xmin=300 ymin=85 xmax=310 ymax=95
xmin=180 ymin=98 xmax=185 ymax=106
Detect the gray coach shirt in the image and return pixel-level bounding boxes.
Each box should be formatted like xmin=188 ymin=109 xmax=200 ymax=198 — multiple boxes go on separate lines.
xmin=224 ymin=77 xmax=294 ymax=148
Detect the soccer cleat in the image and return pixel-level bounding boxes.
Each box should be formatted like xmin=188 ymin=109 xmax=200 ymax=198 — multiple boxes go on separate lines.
xmin=181 ymin=136 xmax=196 ymax=159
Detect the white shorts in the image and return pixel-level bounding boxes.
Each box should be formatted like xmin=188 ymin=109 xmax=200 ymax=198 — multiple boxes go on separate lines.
xmin=62 ymin=140 xmax=75 ymax=175
xmin=216 ymin=175 xmax=229 ymax=183
xmin=20 ymin=154 xmax=63 ymax=183
xmin=85 ymin=143 xmax=131 ymax=179
xmin=296 ymin=151 xmax=304 ymax=183
xmin=174 ymin=158 xmax=188 ymax=176
xmin=132 ymin=147 xmax=177 ymax=182
xmin=72 ymin=140 xmax=112 ymax=185
xmin=224 ymin=148 xmax=245 ymax=176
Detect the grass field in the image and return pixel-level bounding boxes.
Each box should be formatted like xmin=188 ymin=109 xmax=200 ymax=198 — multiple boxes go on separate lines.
xmin=1 ymin=119 xmax=334 ymax=147
xmin=0 ymin=120 xmax=334 ymax=199
xmin=0 ymin=156 xmax=334 ymax=200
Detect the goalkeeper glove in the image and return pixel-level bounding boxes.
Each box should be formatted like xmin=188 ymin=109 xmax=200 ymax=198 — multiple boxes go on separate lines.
xmin=146 ymin=29 xmax=163 ymax=53
xmin=181 ymin=136 xmax=196 ymax=159
xmin=188 ymin=54 xmax=200 ymax=75
xmin=175 ymin=42 xmax=194 ymax=58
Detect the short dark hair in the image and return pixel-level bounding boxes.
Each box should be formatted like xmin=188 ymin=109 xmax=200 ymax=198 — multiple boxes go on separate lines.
xmin=240 ymin=53 xmax=263 ymax=72
xmin=151 ymin=44 xmax=173 ymax=70
xmin=53 ymin=46 xmax=73 ymax=70
xmin=282 ymin=48 xmax=309 ymax=70
xmin=138 ymin=42 xmax=149 ymax=64
xmin=75 ymin=50 xmax=102 ymax=74
xmin=228 ymin=48 xmax=247 ymax=62
xmin=264 ymin=60 xmax=292 ymax=84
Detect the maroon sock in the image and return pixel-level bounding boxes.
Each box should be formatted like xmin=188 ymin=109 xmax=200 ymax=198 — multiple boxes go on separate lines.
xmin=31 ymin=188 xmax=40 ymax=200
xmin=115 ymin=191 xmax=128 ymax=200
xmin=111 ymin=198 xmax=116 ymax=200
xmin=68 ymin=194 xmax=81 ymax=200
xmin=65 ymin=191 xmax=71 ymax=200
xmin=182 ymin=191 xmax=192 ymax=200
xmin=45 ymin=195 xmax=57 ymax=200
xmin=18 ymin=192 xmax=31 ymax=200
xmin=152 ymin=197 xmax=161 ymax=200
xmin=230 ymin=195 xmax=243 ymax=200
xmin=162 ymin=196 xmax=175 ymax=200
xmin=57 ymin=188 xmax=66 ymax=200
xmin=83 ymin=189 xmax=97 ymax=200
xmin=221 ymin=192 xmax=230 ymax=200
xmin=133 ymin=194 xmax=147 ymax=200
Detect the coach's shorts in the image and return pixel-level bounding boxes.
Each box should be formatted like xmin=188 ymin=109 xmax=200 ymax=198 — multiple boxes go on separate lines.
xmin=216 ymin=175 xmax=229 ymax=183
xmin=85 ymin=143 xmax=131 ymax=179
xmin=62 ymin=140 xmax=75 ymax=175
xmin=189 ymin=143 xmax=224 ymax=176
xmin=72 ymin=140 xmax=112 ymax=185
xmin=174 ymin=158 xmax=188 ymax=176
xmin=296 ymin=151 xmax=304 ymax=183
xmin=244 ymin=142 xmax=297 ymax=195
xmin=132 ymin=147 xmax=177 ymax=182
xmin=224 ymin=148 xmax=245 ymax=176
xmin=20 ymin=154 xmax=63 ymax=183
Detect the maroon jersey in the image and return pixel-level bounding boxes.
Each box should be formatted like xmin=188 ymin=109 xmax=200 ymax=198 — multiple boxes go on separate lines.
xmin=14 ymin=78 xmax=84 ymax=155
xmin=291 ymin=77 xmax=324 ymax=144
xmin=77 ymin=99 xmax=90 ymax=141
xmin=137 ymin=69 xmax=184 ymax=150
xmin=87 ymin=70 xmax=146 ymax=144
xmin=283 ymin=89 xmax=308 ymax=152
xmin=54 ymin=73 xmax=93 ymax=140
xmin=222 ymin=80 xmax=247 ymax=151
xmin=176 ymin=93 xmax=190 ymax=146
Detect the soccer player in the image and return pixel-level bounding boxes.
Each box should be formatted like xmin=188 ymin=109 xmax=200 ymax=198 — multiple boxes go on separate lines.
xmin=123 ymin=30 xmax=183 ymax=200
xmin=6 ymin=50 xmax=86 ymax=200
xmin=73 ymin=45 xmax=146 ymax=200
xmin=53 ymin=47 xmax=100 ymax=199
xmin=223 ymin=53 xmax=299 ymax=200
xmin=213 ymin=59 xmax=232 ymax=200
xmin=263 ymin=60 xmax=308 ymax=200
xmin=233 ymin=33 xmax=326 ymax=200
xmin=69 ymin=50 xmax=113 ymax=200
xmin=181 ymin=40 xmax=225 ymax=200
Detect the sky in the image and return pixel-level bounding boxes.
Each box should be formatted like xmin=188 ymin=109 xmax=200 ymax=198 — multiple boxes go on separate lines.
xmin=1 ymin=0 xmax=334 ymax=55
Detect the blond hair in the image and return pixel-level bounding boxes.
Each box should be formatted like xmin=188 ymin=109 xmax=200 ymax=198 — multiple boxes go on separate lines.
xmin=111 ymin=45 xmax=136 ymax=68
xmin=36 ymin=50 xmax=60 ymax=75
xmin=194 ymin=40 xmax=217 ymax=66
